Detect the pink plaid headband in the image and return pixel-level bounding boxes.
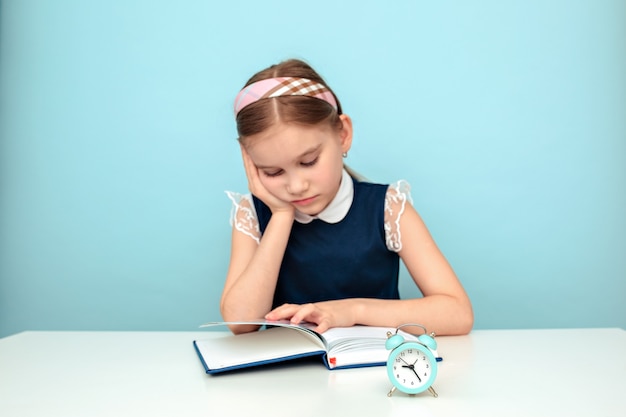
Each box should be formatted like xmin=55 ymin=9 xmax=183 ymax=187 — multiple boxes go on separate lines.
xmin=233 ymin=77 xmax=338 ymax=116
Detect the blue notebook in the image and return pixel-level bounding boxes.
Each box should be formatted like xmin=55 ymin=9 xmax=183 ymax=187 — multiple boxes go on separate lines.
xmin=193 ymin=321 xmax=437 ymax=374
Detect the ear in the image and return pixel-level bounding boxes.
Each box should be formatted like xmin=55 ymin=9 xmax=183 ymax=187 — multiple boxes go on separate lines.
xmin=338 ymin=114 xmax=353 ymax=153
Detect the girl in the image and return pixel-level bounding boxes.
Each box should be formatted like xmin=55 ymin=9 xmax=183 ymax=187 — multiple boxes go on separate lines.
xmin=221 ymin=59 xmax=473 ymax=336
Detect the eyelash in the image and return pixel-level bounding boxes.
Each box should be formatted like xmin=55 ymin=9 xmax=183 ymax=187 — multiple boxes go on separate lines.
xmin=301 ymin=157 xmax=319 ymax=167
xmin=262 ymin=157 xmax=319 ymax=178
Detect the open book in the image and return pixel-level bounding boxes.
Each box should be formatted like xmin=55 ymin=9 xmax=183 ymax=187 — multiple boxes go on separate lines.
xmin=193 ymin=320 xmax=440 ymax=374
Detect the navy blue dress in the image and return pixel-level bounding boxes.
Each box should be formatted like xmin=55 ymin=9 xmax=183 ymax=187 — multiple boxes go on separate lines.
xmin=253 ymin=179 xmax=400 ymax=309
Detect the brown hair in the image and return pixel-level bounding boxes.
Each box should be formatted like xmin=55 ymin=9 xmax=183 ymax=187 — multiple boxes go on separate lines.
xmin=235 ymin=59 xmax=343 ymax=142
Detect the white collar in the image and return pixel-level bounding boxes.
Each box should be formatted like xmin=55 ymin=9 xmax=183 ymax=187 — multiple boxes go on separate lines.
xmin=294 ymin=169 xmax=354 ymax=224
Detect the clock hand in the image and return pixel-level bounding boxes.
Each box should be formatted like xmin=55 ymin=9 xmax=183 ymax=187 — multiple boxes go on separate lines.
xmin=411 ymin=367 xmax=422 ymax=383
xmin=401 ymin=364 xmax=422 ymax=383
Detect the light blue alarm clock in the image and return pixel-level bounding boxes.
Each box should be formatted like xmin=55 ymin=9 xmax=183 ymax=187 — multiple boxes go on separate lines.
xmin=385 ymin=324 xmax=439 ymax=397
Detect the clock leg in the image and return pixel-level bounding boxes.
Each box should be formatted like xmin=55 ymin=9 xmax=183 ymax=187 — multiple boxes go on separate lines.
xmin=428 ymin=386 xmax=438 ymax=398
xmin=387 ymin=386 xmax=397 ymax=397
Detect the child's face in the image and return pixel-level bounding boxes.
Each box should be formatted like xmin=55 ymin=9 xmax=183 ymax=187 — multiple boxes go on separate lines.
xmin=243 ymin=117 xmax=352 ymax=216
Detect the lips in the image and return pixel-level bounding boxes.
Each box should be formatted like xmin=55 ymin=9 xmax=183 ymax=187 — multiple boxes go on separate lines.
xmin=291 ymin=195 xmax=317 ymax=206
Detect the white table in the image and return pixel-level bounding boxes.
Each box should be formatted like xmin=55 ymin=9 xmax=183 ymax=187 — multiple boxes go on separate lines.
xmin=0 ymin=328 xmax=624 ymax=417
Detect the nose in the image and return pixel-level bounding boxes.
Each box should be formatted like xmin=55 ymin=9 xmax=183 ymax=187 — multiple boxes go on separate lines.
xmin=286 ymin=172 xmax=308 ymax=195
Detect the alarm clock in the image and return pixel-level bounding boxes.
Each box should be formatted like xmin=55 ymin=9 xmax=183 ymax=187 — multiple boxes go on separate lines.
xmin=385 ymin=324 xmax=439 ymax=397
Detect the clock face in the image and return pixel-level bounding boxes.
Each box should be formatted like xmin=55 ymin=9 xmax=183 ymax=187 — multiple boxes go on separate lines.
xmin=387 ymin=343 xmax=437 ymax=394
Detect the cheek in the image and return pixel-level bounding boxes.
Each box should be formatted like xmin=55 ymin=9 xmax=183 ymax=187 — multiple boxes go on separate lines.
xmin=258 ymin=176 xmax=282 ymax=195
xmin=321 ymin=154 xmax=345 ymax=180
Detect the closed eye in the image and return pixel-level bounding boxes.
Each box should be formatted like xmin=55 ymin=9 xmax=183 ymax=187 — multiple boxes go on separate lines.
xmin=301 ymin=157 xmax=319 ymax=167
xmin=261 ymin=155 xmax=318 ymax=177
xmin=263 ymin=169 xmax=283 ymax=178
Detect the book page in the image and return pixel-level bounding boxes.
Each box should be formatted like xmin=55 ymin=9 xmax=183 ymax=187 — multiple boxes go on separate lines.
xmin=195 ymin=326 xmax=326 ymax=372
xmin=320 ymin=326 xmax=422 ymax=369
xmin=196 ymin=322 xmax=436 ymax=371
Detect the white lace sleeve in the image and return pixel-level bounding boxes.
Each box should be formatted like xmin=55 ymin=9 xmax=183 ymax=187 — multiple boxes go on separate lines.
xmin=225 ymin=191 xmax=261 ymax=244
xmin=384 ymin=180 xmax=413 ymax=252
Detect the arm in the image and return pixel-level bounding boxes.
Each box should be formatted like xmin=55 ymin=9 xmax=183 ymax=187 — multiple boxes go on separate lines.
xmin=220 ymin=146 xmax=295 ymax=334
xmin=389 ymin=202 xmax=473 ymax=335
xmin=266 ymin=201 xmax=473 ymax=336
xmin=220 ymin=210 xmax=293 ymax=334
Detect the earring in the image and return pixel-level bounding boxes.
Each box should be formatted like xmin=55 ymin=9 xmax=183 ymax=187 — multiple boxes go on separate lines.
xmin=342 ymin=152 xmax=348 ymax=158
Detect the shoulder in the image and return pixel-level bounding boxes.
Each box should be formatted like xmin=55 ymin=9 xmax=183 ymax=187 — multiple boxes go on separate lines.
xmin=353 ymin=179 xmax=391 ymax=200
xmin=225 ymin=191 xmax=260 ymax=243
xmin=382 ymin=180 xmax=413 ymax=252
xmin=225 ymin=190 xmax=253 ymax=206
xmin=385 ymin=180 xmax=413 ymax=205
xmin=353 ymin=179 xmax=412 ymax=203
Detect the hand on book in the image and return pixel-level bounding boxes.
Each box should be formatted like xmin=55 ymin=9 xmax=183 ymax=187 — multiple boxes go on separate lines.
xmin=265 ymin=300 xmax=356 ymax=333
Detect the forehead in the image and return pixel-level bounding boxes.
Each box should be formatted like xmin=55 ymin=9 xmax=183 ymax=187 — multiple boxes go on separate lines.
xmin=244 ymin=122 xmax=335 ymax=164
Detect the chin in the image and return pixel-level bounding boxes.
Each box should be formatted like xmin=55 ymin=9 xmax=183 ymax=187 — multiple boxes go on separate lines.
xmin=294 ymin=203 xmax=323 ymax=217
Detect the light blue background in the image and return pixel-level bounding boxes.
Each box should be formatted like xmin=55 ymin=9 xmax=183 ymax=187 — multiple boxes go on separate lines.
xmin=1 ymin=0 xmax=624 ymax=338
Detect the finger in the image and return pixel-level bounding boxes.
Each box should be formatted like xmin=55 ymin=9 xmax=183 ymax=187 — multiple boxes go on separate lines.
xmin=240 ymin=146 xmax=257 ymax=187
xmin=313 ymin=319 xmax=332 ymax=334
xmin=266 ymin=303 xmax=315 ymax=324
xmin=289 ymin=303 xmax=319 ymax=325
xmin=265 ymin=303 xmax=298 ymax=321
